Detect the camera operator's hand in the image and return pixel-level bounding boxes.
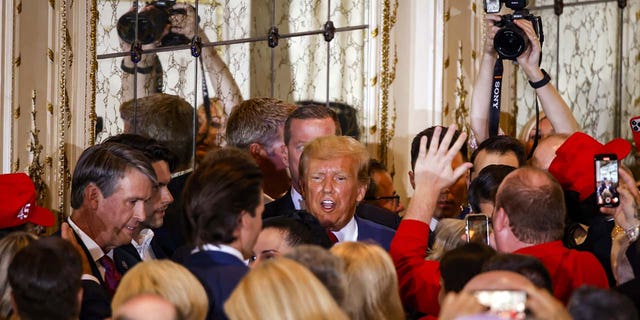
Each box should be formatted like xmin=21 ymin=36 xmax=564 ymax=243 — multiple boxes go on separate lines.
xmin=514 ymin=19 xmax=544 ymax=82
xmin=483 ymin=14 xmax=501 ymax=57
xmin=169 ymin=3 xmax=199 ymax=40
xmin=601 ymin=166 xmax=640 ymax=231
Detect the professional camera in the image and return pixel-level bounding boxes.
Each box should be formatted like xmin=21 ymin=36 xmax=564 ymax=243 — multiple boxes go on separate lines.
xmin=484 ymin=0 xmax=543 ymax=60
xmin=117 ymin=0 xmax=191 ymax=47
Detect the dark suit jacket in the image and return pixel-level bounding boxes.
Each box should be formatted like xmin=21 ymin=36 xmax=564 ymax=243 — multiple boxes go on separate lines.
xmin=182 ymin=250 xmax=248 ymax=320
xmin=113 ymin=236 xmax=169 ymax=273
xmin=355 ymin=216 xmax=395 ymax=250
xmin=264 ymin=190 xmax=401 ymax=229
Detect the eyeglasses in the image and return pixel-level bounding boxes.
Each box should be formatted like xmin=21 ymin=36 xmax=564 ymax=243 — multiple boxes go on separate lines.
xmin=364 ymin=195 xmax=400 ymax=208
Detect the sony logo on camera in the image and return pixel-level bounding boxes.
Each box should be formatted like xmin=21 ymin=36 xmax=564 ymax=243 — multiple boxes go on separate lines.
xmin=484 ymin=0 xmax=544 ymax=61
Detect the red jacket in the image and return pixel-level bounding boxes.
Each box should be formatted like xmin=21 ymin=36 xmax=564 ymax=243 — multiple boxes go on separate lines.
xmin=515 ymin=240 xmax=609 ymax=304
xmin=390 ymin=219 xmax=441 ymax=317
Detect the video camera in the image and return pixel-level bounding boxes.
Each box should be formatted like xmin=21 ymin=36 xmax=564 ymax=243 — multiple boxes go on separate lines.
xmin=484 ymin=0 xmax=543 ymax=60
xmin=117 ymin=0 xmax=191 ymax=47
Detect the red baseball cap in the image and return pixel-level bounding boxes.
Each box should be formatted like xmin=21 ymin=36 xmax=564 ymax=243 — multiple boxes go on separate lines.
xmin=548 ymin=132 xmax=631 ymax=201
xmin=0 ymin=173 xmax=55 ymax=228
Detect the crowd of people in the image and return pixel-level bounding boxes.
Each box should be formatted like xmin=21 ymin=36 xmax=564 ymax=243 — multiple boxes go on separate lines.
xmin=1 ymin=13 xmax=639 ymax=320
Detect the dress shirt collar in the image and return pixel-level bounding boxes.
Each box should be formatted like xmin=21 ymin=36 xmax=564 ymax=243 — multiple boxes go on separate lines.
xmin=429 ymin=217 xmax=439 ymax=232
xmin=291 ymin=187 xmax=305 ymax=210
xmin=132 ymin=228 xmax=155 ymax=260
xmin=193 ymin=243 xmax=246 ymax=265
xmin=332 ymin=216 xmax=358 ymax=243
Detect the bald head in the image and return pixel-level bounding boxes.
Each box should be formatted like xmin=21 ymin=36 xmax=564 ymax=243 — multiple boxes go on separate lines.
xmin=531 ymin=134 xmax=569 ymax=170
xmin=495 ymin=167 xmax=565 ymax=244
xmin=464 ymin=270 xmax=534 ymax=292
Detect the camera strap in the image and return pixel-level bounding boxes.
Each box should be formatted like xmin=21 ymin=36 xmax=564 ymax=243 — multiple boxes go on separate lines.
xmin=489 ymin=59 xmax=504 ymax=137
xmin=196 ymin=55 xmax=212 ymax=146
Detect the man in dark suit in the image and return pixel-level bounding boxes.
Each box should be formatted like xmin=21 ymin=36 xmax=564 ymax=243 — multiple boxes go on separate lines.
xmin=63 ymin=142 xmax=157 ymax=320
xmin=299 ymin=135 xmax=395 ymax=250
xmin=180 ymin=148 xmax=264 ymax=320
xmin=105 ymin=134 xmax=177 ymax=265
xmin=264 ymin=104 xmax=400 ymax=229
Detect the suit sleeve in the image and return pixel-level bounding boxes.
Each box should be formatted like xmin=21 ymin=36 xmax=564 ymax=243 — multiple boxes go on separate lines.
xmin=80 ymin=279 xmax=111 ymax=320
xmin=389 ymin=219 xmax=441 ymax=317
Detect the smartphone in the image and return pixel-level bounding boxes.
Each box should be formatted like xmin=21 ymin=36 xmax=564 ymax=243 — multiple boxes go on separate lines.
xmin=465 ymin=214 xmax=490 ymax=245
xmin=474 ymin=290 xmax=526 ymax=320
xmin=629 ymin=116 xmax=640 ymax=151
xmin=484 ymin=0 xmax=501 ymax=13
xmin=594 ymin=154 xmax=619 ymax=207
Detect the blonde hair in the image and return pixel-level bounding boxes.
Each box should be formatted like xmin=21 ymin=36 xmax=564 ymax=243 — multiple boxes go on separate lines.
xmin=299 ymin=135 xmax=371 ymax=186
xmin=224 ymin=257 xmax=347 ymax=320
xmin=112 ymin=260 xmax=208 ymax=320
xmin=0 ymin=232 xmax=37 ymax=319
xmin=426 ymin=218 xmax=467 ymax=261
xmin=518 ymin=112 xmax=547 ymax=143
xmin=330 ymin=242 xmax=405 ymax=320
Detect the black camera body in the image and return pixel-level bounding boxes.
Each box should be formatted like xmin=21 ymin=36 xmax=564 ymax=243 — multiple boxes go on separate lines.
xmin=117 ymin=0 xmax=190 ymax=47
xmin=484 ymin=0 xmax=543 ymax=60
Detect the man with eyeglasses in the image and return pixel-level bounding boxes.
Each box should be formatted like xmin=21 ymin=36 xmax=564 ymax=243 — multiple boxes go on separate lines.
xmin=364 ymin=159 xmax=405 ymax=215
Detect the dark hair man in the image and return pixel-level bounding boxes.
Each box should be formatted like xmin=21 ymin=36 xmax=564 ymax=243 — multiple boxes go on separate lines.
xmin=364 ymin=159 xmax=405 ymax=215
xmin=9 ymin=237 xmax=83 ymax=320
xmin=299 ymin=135 xmax=395 ymax=250
xmin=65 ymin=142 xmax=157 ymax=319
xmin=225 ymin=97 xmax=297 ymax=200
xmin=469 ymin=135 xmax=526 ymax=181
xmin=493 ymin=167 xmax=609 ymax=303
xmin=181 ymin=148 xmax=263 ymax=320
xmin=105 ymin=134 xmax=177 ymax=261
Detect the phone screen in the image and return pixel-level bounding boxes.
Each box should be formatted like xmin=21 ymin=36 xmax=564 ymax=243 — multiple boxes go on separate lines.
xmin=475 ymin=290 xmax=526 ymax=320
xmin=466 ymin=214 xmax=489 ymax=244
xmin=595 ymin=154 xmax=619 ymax=207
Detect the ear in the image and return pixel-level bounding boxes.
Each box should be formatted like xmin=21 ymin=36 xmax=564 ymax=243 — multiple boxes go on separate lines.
xmin=492 ymin=208 xmax=509 ymax=232
xmin=356 ymin=182 xmax=367 ymax=202
xmin=408 ymin=171 xmax=415 ymax=189
xmin=248 ymin=143 xmax=265 ymax=161
xmin=281 ymin=144 xmax=289 ymax=169
xmin=83 ymin=183 xmax=102 ymax=210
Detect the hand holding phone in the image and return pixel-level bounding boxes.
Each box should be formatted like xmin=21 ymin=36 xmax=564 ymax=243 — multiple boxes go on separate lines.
xmin=594 ymin=154 xmax=619 ymax=207
xmin=474 ymin=290 xmax=527 ymax=320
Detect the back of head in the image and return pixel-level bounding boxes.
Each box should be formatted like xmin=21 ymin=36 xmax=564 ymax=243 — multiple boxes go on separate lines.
xmin=112 ymin=260 xmax=208 ymax=320
xmin=531 ymin=134 xmax=569 ymax=170
xmin=226 ymin=97 xmax=296 ymax=149
xmin=568 ymin=287 xmax=638 ymax=320
xmin=411 ymin=126 xmax=468 ymax=170
xmin=495 ymin=167 xmax=566 ymax=243
xmin=296 ymin=101 xmax=358 ymax=140
xmin=299 ymin=135 xmax=370 ymax=185
xmin=285 ymin=245 xmax=347 ymax=307
xmin=330 ymin=242 xmax=404 ymax=320
xmin=70 ymin=142 xmax=157 ymax=209
xmin=365 ymin=159 xmax=387 ymax=200
xmin=482 ymin=253 xmax=553 ymax=293
xmin=104 ymin=134 xmax=178 ymax=172
xmin=426 ymin=218 xmax=467 ymax=261
xmin=284 ymin=104 xmax=341 ymax=145
xmin=0 ymin=232 xmax=37 ymax=319
xmin=440 ymin=242 xmax=497 ymax=293
xmin=184 ymin=148 xmax=262 ymax=246
xmin=262 ymin=211 xmax=333 ymax=249
xmin=119 ymin=93 xmax=194 ymax=169
xmin=468 ymin=165 xmax=517 ymax=214
xmin=8 ymin=237 xmax=82 ymax=320
xmin=224 ymin=257 xmax=347 ymax=320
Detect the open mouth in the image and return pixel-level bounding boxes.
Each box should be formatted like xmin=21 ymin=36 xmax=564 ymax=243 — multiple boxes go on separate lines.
xmin=321 ymin=200 xmax=335 ymax=210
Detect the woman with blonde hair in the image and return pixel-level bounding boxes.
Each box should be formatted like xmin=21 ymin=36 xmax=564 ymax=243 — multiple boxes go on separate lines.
xmin=0 ymin=231 xmax=37 ymax=319
xmin=330 ymin=242 xmax=405 ymax=320
xmin=224 ymin=257 xmax=347 ymax=320
xmin=112 ymin=260 xmax=208 ymax=320
xmin=426 ymin=218 xmax=467 ymax=261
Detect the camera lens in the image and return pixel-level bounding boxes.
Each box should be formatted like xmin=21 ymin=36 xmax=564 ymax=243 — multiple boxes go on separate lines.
xmin=116 ymin=7 xmax=170 ymax=45
xmin=494 ymin=26 xmax=528 ymax=60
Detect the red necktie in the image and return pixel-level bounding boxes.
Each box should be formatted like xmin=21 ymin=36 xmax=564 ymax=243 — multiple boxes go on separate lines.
xmin=98 ymin=255 xmax=122 ymax=297
xmin=326 ymin=230 xmax=339 ymax=244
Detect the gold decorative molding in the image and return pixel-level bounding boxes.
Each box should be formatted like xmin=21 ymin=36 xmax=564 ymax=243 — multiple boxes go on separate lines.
xmin=12 ymin=159 xmax=19 ymax=173
xmin=47 ymin=102 xmax=53 ymax=114
xmin=377 ymin=0 xmax=399 ymax=165
xmin=371 ymin=27 xmax=379 ymax=38
xmin=16 ymin=1 xmax=22 ymax=14
xmin=48 ymin=48 xmax=54 ymax=62
xmin=28 ymin=90 xmax=47 ymax=205
xmin=57 ymin=0 xmax=70 ymax=215
xmin=88 ymin=0 xmax=98 ymax=145
xmin=13 ymin=105 xmax=20 ymax=119
xmin=49 ymin=0 xmax=55 ymax=9
xmin=454 ymin=42 xmax=469 ymax=133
